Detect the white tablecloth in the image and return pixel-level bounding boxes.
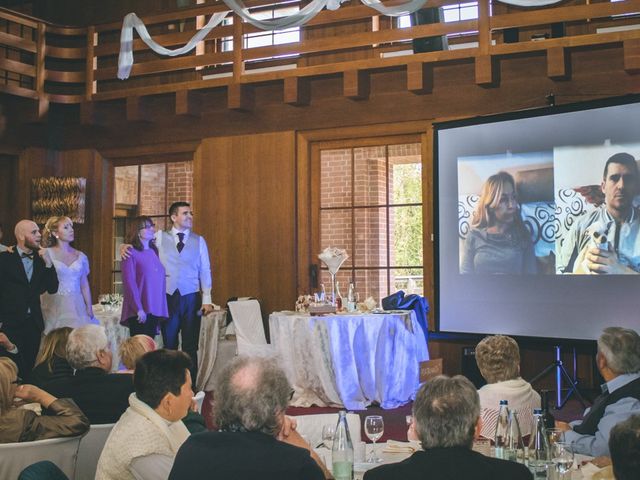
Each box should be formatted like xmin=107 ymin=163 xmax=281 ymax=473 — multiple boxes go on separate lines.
xmin=92 ymin=305 xmax=229 ymax=390
xmin=269 ymin=311 xmax=429 ymax=410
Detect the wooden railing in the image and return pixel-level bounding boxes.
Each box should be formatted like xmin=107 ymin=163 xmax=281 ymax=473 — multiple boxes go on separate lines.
xmin=1 ymin=0 xmax=639 ymax=106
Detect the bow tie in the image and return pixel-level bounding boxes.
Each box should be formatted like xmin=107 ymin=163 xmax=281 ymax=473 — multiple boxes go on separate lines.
xmin=21 ymin=252 xmax=35 ymax=259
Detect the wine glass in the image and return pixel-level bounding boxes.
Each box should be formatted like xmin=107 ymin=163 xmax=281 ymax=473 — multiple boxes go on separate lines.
xmin=364 ymin=415 xmax=384 ymax=463
xmin=321 ymin=424 xmax=335 ymax=449
xmin=552 ymin=442 xmax=574 ymax=480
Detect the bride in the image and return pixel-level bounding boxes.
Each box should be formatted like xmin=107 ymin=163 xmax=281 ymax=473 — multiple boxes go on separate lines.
xmin=40 ymin=216 xmax=95 ymax=333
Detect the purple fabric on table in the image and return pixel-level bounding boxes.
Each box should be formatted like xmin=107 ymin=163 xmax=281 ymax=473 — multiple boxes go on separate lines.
xmin=120 ymin=248 xmax=168 ymax=325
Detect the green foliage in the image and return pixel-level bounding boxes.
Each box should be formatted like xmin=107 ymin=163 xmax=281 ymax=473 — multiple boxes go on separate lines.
xmin=392 ymin=163 xmax=423 ymax=275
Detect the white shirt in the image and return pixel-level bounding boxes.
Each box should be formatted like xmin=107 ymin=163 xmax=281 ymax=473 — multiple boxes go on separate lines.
xmin=155 ymin=227 xmax=212 ymax=305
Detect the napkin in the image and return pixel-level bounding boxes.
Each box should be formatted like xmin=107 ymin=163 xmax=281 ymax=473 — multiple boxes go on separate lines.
xmin=382 ymin=440 xmax=419 ymax=454
xmin=580 ymin=463 xmax=614 ymax=480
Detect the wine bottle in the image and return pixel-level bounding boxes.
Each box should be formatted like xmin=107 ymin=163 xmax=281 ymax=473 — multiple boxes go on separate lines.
xmin=541 ymin=390 xmax=556 ymax=430
xmin=347 ymin=282 xmax=356 ymax=312
xmin=335 ymin=281 xmax=343 ymax=311
xmin=494 ymin=400 xmax=510 ymax=460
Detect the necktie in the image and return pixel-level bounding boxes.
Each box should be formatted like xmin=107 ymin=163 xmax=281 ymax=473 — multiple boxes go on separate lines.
xmin=177 ymin=232 xmax=185 ymax=253
xmin=21 ymin=252 xmax=35 ymax=259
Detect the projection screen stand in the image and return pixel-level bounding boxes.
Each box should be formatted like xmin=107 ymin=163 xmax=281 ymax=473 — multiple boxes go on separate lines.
xmin=529 ymin=345 xmax=587 ymax=410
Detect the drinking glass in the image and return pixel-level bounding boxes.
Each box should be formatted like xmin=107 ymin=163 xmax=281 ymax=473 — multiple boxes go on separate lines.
xmin=552 ymin=442 xmax=574 ymax=480
xmin=364 ymin=415 xmax=384 ymax=463
xmin=321 ymin=424 xmax=335 ymax=449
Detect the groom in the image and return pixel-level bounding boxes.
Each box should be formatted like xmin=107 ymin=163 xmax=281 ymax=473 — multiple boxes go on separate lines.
xmin=0 ymin=220 xmax=58 ymax=377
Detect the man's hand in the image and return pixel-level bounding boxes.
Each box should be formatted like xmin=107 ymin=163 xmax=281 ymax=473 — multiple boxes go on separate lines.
xmin=277 ymin=415 xmax=298 ymax=441
xmin=201 ymin=304 xmax=214 ymax=316
xmin=555 ymin=420 xmax=572 ymax=432
xmin=119 ymin=244 xmax=133 ymax=260
xmin=586 ymin=246 xmax=637 ymax=274
xmin=0 ymin=332 xmax=16 ymax=351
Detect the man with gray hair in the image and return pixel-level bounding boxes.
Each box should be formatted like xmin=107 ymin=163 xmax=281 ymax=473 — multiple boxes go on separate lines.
xmin=364 ymin=375 xmax=532 ymax=479
xmin=169 ymin=356 xmax=330 ymax=480
xmin=556 ymin=326 xmax=640 ymax=456
xmin=45 ymin=324 xmax=134 ymax=423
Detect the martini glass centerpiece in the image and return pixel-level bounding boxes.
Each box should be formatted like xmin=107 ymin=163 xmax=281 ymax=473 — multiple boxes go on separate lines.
xmin=318 ymin=247 xmax=349 ymax=307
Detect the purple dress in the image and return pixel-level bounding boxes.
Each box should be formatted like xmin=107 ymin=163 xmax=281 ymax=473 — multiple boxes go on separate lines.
xmin=120 ymin=248 xmax=168 ymax=328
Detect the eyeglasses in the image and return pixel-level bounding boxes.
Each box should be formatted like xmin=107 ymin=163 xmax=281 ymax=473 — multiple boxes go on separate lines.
xmin=11 ymin=376 xmax=23 ymax=385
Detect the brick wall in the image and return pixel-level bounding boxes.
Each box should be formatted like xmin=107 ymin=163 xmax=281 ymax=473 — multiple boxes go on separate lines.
xmin=114 ymin=165 xmax=138 ymax=205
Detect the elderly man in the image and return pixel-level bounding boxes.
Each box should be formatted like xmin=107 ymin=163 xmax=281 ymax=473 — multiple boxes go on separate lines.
xmin=558 ymin=152 xmax=640 ymax=274
xmin=364 ymin=375 xmax=532 ymax=480
xmin=556 ymin=326 xmax=640 ymax=456
xmin=45 ymin=325 xmax=134 ymax=424
xmin=0 ymin=219 xmax=58 ymax=376
xmin=169 ymin=356 xmax=330 ymax=480
xmin=609 ymin=414 xmax=640 ymax=480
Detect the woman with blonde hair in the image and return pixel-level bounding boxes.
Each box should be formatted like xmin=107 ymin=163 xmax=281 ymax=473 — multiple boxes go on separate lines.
xmin=40 ymin=216 xmax=95 ymax=332
xmin=118 ymin=335 xmax=157 ymax=373
xmin=0 ymin=357 xmax=89 ymax=443
xmin=120 ymin=216 xmax=168 ymax=338
xmin=475 ymin=335 xmax=541 ymax=439
xmin=30 ymin=327 xmax=74 ymax=387
xmin=461 ymin=171 xmax=537 ymax=274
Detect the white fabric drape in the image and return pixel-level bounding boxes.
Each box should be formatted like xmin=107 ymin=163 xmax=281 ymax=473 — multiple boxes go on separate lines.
xmin=117 ymin=11 xmax=229 ymax=79
xmin=118 ymin=0 xmax=566 ymax=80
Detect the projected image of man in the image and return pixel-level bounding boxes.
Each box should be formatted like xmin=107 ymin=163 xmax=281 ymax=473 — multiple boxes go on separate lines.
xmin=557 ymin=153 xmax=640 ymax=274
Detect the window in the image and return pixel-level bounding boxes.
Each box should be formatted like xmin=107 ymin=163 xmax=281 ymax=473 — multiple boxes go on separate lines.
xmin=220 ymin=1 xmax=300 ymax=59
xmin=112 ymin=162 xmax=193 ymax=293
xmin=396 ymin=2 xmax=481 ymax=38
xmin=317 ymin=142 xmax=423 ymax=301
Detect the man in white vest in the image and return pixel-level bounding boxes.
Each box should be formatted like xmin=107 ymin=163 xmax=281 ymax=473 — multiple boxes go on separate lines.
xmin=123 ymin=201 xmax=213 ymax=386
xmin=157 ymin=202 xmax=213 ymax=386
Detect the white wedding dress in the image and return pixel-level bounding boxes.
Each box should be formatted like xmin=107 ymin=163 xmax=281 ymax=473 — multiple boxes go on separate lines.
xmin=41 ymin=248 xmax=95 ymax=333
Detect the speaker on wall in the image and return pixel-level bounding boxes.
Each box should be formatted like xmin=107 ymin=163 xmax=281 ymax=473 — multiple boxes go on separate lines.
xmin=461 ymin=346 xmax=487 ymax=389
xmin=551 ymin=22 xmax=566 ymax=38
xmin=503 ymin=27 xmax=519 ymax=44
xmin=411 ymin=7 xmax=448 ymax=53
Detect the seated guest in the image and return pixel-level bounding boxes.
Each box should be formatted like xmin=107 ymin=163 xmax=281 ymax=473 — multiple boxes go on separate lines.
xmin=557 ymin=326 xmax=640 ymax=457
xmin=0 ymin=357 xmax=89 ymax=443
xmin=475 ymin=334 xmax=540 ymax=439
xmin=364 ymin=375 xmax=532 ymax=480
xmin=45 ymin=324 xmax=134 ymax=424
xmin=118 ymin=334 xmax=157 ymax=373
xmin=169 ymin=356 xmax=330 ymax=480
xmin=96 ymin=350 xmax=194 ymax=480
xmin=30 ymin=327 xmax=74 ymax=387
xmin=609 ymin=414 xmax=640 ymax=480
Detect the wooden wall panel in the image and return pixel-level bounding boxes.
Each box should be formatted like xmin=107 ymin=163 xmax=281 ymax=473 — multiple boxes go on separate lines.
xmin=194 ymin=131 xmax=297 ymax=320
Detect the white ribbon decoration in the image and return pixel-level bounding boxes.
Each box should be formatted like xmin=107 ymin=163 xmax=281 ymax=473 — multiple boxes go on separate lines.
xmin=117 ymin=11 xmax=229 ymax=79
xmin=118 ymin=0 xmax=566 ymax=80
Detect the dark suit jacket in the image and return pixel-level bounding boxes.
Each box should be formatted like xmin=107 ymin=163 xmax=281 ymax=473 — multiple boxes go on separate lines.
xmin=169 ymin=431 xmax=325 ymax=480
xmin=363 ymin=447 xmax=533 ymax=480
xmin=44 ymin=367 xmax=134 ymax=424
xmin=0 ymin=249 xmax=58 ymax=332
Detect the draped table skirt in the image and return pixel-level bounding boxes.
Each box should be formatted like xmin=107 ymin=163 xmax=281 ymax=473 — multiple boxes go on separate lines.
xmin=269 ymin=311 xmax=429 ymax=410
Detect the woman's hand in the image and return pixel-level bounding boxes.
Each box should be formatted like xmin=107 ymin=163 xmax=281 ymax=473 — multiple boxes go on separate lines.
xmin=14 ymin=384 xmax=57 ymax=409
xmin=137 ymin=310 xmax=147 ymax=323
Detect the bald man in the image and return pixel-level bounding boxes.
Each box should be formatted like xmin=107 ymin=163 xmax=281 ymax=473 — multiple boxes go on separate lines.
xmin=0 ymin=220 xmax=58 ymax=377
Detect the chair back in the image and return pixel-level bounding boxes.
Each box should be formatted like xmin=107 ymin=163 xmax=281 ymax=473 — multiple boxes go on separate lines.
xmin=0 ymin=435 xmax=82 ymax=480
xmin=293 ymin=413 xmax=362 ymax=448
xmin=74 ymin=423 xmax=115 ymax=480
xmin=227 ymin=299 xmax=273 ymax=356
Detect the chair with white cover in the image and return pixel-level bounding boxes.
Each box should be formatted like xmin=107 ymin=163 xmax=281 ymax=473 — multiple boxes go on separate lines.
xmin=227 ymin=299 xmax=274 ymax=357
xmin=74 ymin=423 xmax=115 ymax=480
xmin=292 ymin=413 xmax=362 ymax=448
xmin=0 ymin=435 xmax=83 ymax=480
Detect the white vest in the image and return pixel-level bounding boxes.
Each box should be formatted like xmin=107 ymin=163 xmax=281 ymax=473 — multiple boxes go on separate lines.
xmin=158 ymin=230 xmax=202 ymax=296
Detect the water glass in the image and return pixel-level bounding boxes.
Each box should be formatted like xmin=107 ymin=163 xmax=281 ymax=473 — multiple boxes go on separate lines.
xmin=364 ymin=415 xmax=384 ymax=463
xmin=551 ymin=442 xmax=574 ymax=480
xmin=321 ymin=424 xmax=335 ymax=449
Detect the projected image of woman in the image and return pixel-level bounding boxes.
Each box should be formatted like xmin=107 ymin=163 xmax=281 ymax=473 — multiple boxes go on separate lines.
xmin=461 ymin=171 xmax=537 ymax=274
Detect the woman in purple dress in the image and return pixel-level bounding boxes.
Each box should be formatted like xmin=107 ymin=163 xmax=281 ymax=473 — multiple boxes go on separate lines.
xmin=120 ymin=217 xmax=168 ymax=337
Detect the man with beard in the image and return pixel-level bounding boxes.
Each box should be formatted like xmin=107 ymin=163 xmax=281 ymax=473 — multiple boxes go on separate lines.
xmin=0 ymin=220 xmax=58 ymax=377
xmin=558 ymin=153 xmax=640 ymax=274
